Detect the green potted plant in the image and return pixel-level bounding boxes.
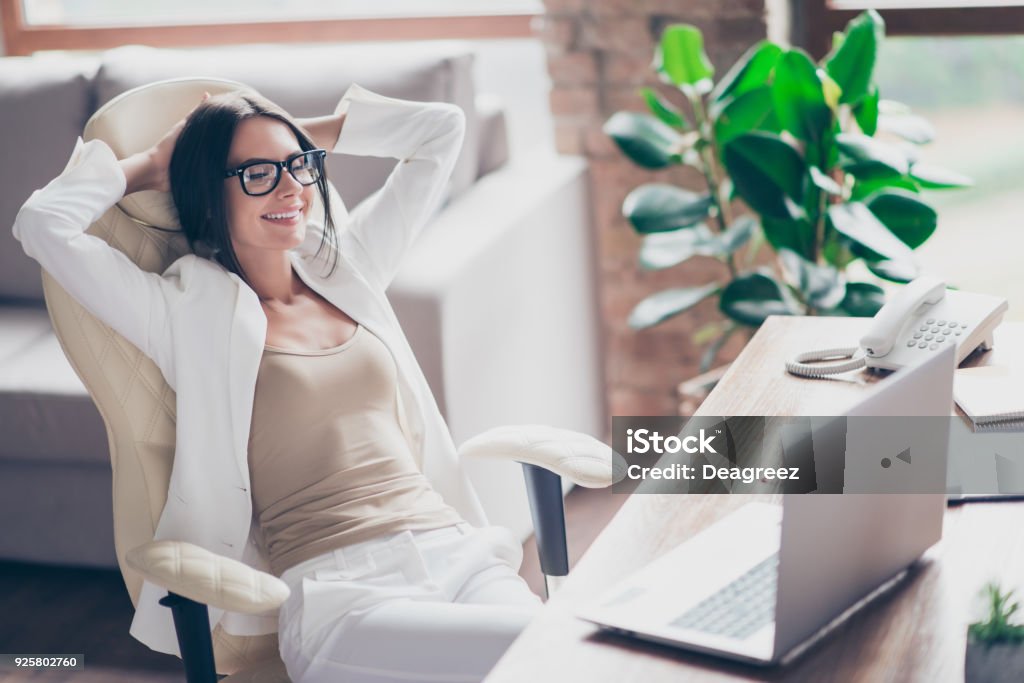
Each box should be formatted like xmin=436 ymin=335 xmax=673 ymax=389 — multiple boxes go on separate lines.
xmin=604 ymin=10 xmax=970 ymax=374
xmin=967 ymin=582 xmax=1024 ymax=681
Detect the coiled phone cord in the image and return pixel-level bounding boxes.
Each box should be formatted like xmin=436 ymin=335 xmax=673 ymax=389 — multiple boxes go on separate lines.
xmin=785 ymin=347 xmax=868 ymax=378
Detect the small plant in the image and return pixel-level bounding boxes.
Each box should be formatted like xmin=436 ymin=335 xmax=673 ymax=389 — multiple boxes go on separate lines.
xmin=604 ymin=10 xmax=971 ymax=372
xmin=969 ymin=583 xmax=1024 ymax=646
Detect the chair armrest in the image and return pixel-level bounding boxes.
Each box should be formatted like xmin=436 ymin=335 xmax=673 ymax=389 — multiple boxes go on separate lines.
xmin=458 ymin=424 xmax=622 ymax=489
xmin=126 ymin=540 xmax=289 ymax=614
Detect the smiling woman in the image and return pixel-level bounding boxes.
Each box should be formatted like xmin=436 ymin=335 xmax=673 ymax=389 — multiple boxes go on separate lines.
xmin=10 ymin=79 xmax=553 ymax=683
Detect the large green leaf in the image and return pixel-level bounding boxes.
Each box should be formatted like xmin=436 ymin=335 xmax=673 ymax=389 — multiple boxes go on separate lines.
xmin=638 ymin=223 xmax=715 ymax=270
xmin=851 ymin=175 xmax=920 ymax=201
xmin=723 ymin=132 xmax=807 ymax=220
xmin=640 ymin=215 xmax=758 ymax=269
xmin=866 ymin=259 xmax=919 ymax=283
xmin=866 ymin=190 xmax=937 ymax=248
xmin=761 ymin=216 xmax=816 ymax=260
xmin=712 ymin=41 xmax=782 ymax=102
xmin=640 ymin=87 xmax=688 ymax=130
xmin=778 ymin=249 xmax=847 ymax=310
xmin=822 ymin=232 xmax=857 ymax=269
xmin=824 ymin=9 xmax=885 ymax=104
xmin=603 ymin=111 xmax=684 ymax=169
xmin=853 ymin=85 xmax=879 ymax=135
xmin=878 ymin=113 xmax=935 ymax=144
xmin=809 ymin=166 xmax=843 ymax=195
xmin=827 ymin=202 xmax=914 ymax=261
xmin=628 ymin=283 xmax=721 ymax=329
xmin=712 ymin=85 xmax=779 ymax=148
xmin=840 ymin=282 xmax=886 ymax=316
xmin=623 ymin=184 xmax=713 ymax=234
xmin=772 ymin=50 xmax=832 ymax=146
xmin=836 ymin=132 xmax=909 ymax=178
xmin=656 ymin=25 xmax=714 ymax=93
xmin=719 ymin=273 xmax=800 ymax=326
xmin=712 ymin=215 xmax=759 ymax=255
xmin=910 ymin=163 xmax=973 ymax=189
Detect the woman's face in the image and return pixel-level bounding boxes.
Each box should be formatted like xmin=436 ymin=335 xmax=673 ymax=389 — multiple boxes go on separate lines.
xmin=224 ymin=116 xmax=315 ymax=256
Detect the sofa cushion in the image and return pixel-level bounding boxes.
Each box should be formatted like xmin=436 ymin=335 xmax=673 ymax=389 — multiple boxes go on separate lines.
xmin=0 ymin=56 xmax=99 ymax=303
xmin=0 ymin=306 xmax=109 ymax=466
xmin=95 ymin=42 xmax=479 ymax=210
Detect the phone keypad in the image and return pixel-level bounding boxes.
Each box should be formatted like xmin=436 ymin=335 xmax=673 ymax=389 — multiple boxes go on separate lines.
xmin=905 ymin=321 xmax=967 ymax=351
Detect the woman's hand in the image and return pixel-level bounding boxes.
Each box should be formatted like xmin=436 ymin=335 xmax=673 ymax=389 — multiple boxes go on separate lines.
xmin=295 ymin=111 xmax=347 ymax=152
xmin=121 ymin=92 xmax=209 ymax=194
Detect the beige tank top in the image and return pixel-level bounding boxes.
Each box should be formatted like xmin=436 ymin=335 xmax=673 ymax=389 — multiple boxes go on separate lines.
xmin=248 ymin=324 xmax=463 ymax=577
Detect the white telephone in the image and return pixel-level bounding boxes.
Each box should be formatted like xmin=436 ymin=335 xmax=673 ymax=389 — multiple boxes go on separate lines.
xmin=786 ymin=276 xmax=1008 ymax=378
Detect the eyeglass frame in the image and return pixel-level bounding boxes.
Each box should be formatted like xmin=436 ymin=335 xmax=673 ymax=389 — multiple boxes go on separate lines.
xmin=224 ymin=149 xmax=328 ymax=197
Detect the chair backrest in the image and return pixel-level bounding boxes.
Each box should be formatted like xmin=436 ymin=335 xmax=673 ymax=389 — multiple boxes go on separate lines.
xmin=41 ymin=77 xmax=332 ymax=674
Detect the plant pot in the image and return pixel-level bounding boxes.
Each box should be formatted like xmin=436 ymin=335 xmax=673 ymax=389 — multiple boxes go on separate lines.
xmin=965 ymin=639 xmax=1024 ymax=682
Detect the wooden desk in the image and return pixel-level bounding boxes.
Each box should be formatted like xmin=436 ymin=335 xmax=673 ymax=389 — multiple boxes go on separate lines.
xmin=487 ymin=317 xmax=1024 ymax=683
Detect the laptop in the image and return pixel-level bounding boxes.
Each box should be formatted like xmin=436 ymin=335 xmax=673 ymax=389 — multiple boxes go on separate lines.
xmin=578 ymin=344 xmax=955 ymax=665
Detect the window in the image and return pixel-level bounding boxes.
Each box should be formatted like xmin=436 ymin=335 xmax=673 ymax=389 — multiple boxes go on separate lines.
xmin=798 ymin=0 xmax=1024 ymax=57
xmin=1 ymin=0 xmax=541 ymax=55
xmin=872 ymin=34 xmax=1024 ymax=320
xmin=19 ymin=0 xmax=542 ymax=25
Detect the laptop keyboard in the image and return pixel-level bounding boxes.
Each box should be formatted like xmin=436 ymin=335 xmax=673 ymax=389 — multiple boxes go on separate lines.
xmin=669 ymin=553 xmax=779 ymax=640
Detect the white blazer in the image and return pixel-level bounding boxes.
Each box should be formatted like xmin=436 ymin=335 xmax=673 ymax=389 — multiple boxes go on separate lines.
xmin=13 ymin=84 xmax=488 ymax=656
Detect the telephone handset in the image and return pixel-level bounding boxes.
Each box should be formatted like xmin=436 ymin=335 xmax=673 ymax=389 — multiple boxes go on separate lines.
xmin=786 ymin=276 xmax=1008 ymax=378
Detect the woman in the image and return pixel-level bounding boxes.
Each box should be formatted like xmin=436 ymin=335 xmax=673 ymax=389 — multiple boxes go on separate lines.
xmin=13 ymin=83 xmax=541 ymax=683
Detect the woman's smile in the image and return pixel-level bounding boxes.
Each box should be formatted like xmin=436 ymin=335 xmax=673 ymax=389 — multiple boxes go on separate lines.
xmin=261 ymin=204 xmax=305 ymax=228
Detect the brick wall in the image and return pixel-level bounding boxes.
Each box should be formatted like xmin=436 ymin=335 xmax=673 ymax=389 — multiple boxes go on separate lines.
xmin=536 ymin=0 xmax=768 ymax=417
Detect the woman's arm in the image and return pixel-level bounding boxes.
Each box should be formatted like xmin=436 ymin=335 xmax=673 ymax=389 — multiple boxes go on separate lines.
xmin=12 ymin=135 xmax=192 ymax=381
xmin=295 ymin=112 xmax=347 ymax=154
xmin=320 ymin=84 xmax=466 ymax=289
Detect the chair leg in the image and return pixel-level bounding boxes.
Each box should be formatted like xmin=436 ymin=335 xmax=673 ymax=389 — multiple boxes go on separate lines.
xmin=158 ymin=592 xmax=219 ymax=683
xmin=520 ymin=463 xmax=569 ymax=599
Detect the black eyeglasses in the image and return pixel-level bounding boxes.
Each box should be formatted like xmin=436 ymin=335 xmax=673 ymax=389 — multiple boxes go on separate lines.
xmin=224 ymin=149 xmax=327 ymax=196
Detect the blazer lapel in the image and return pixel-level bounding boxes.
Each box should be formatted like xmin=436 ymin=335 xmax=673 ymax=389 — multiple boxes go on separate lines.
xmin=226 ymin=272 xmax=267 ymax=491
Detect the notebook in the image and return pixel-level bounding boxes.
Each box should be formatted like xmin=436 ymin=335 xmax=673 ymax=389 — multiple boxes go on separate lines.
xmin=953 ymin=365 xmax=1024 ymax=431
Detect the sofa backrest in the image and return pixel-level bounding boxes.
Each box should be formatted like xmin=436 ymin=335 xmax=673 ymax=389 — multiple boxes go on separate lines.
xmin=2 ymin=41 xmax=484 ymax=304
xmin=0 ymin=56 xmax=99 ymax=303
xmin=95 ymin=42 xmax=480 ymax=203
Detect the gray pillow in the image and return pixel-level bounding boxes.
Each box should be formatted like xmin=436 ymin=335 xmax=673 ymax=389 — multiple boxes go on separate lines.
xmin=0 ymin=56 xmax=99 ymax=303
xmin=95 ymin=42 xmax=479 ymax=209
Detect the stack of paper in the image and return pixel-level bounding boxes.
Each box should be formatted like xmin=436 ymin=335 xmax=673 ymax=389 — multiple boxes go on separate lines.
xmin=954 ymin=365 xmax=1024 ymax=432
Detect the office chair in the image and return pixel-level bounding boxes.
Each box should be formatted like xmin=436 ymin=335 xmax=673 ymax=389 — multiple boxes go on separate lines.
xmin=39 ymin=78 xmax=615 ymax=682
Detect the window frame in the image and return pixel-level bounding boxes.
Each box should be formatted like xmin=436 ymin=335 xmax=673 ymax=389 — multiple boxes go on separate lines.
xmin=0 ymin=0 xmax=537 ymax=56
xmin=797 ymin=0 xmax=1024 ymax=57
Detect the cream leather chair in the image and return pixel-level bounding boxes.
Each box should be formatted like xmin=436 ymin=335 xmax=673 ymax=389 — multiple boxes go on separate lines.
xmin=40 ymin=78 xmax=614 ymax=682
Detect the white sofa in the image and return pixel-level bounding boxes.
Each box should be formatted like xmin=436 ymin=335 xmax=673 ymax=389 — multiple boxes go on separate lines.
xmin=0 ymin=41 xmax=604 ymax=568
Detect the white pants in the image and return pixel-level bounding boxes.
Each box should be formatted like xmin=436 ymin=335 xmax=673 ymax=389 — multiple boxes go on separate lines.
xmin=277 ymin=523 xmax=543 ymax=683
